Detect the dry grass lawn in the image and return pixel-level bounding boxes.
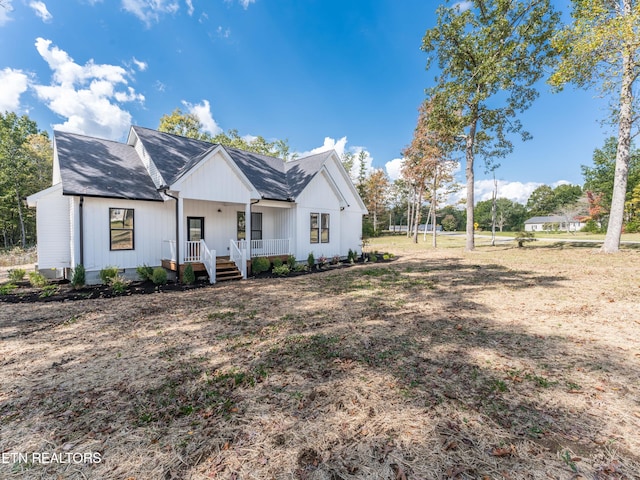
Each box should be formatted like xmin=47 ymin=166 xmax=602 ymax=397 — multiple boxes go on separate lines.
xmin=1 ymin=237 xmax=639 ymax=479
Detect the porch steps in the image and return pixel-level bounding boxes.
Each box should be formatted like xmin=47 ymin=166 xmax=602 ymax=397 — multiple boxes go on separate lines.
xmin=215 ymin=259 xmax=242 ymax=282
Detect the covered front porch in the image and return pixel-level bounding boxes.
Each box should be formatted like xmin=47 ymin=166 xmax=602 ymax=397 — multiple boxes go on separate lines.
xmin=161 ymin=237 xmax=292 ymax=283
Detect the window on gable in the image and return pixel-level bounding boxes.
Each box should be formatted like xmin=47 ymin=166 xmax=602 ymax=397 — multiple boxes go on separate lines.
xmin=110 ymin=208 xmax=134 ymax=250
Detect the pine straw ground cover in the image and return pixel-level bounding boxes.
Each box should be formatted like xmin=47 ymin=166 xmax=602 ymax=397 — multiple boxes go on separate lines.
xmin=1 ymin=239 xmax=639 ymax=479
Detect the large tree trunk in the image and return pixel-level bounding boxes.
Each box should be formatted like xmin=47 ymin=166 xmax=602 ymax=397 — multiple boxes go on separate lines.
xmin=412 ymin=187 xmax=423 ymax=244
xmin=602 ymin=13 xmax=634 ymax=253
xmin=465 ymin=106 xmax=479 ymax=252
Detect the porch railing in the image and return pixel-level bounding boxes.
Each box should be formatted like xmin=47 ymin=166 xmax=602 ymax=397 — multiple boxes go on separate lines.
xmin=229 ymin=240 xmax=247 ymax=279
xmin=201 ymin=239 xmax=216 ymax=284
xmin=238 ymin=238 xmax=291 ymax=258
xmin=184 ymin=240 xmax=201 ymax=263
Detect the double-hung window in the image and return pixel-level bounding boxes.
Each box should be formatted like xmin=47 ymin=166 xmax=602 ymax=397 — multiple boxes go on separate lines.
xmin=109 ymin=208 xmax=134 ymax=250
xmin=310 ymin=213 xmax=329 ymax=244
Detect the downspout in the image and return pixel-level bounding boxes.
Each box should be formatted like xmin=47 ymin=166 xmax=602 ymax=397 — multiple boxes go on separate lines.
xmin=79 ymin=196 xmax=84 ymax=266
xmin=160 ymin=187 xmax=180 ymax=282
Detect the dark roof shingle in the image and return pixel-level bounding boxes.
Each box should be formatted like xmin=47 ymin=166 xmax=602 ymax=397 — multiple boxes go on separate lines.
xmin=55 ymin=131 xmax=162 ymax=201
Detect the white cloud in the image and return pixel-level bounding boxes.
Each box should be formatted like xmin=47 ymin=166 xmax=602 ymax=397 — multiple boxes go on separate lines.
xmin=225 ymin=0 xmax=255 ymax=9
xmin=183 ymin=99 xmax=222 ymax=136
xmin=0 ymin=68 xmax=29 ymax=112
xmin=29 ymin=1 xmax=52 ymax=22
xmin=385 ymin=158 xmax=404 ymax=181
xmin=121 ymin=0 xmax=179 ymax=26
xmin=32 ymin=38 xmax=144 ymax=140
xmin=216 ymin=26 xmax=231 ymax=38
xmin=448 ymin=179 xmax=543 ymax=206
xmin=154 ymin=80 xmax=166 ymax=92
xmin=0 ymin=0 xmax=14 ymax=26
xmin=132 ymin=57 xmax=147 ymax=71
xmin=185 ymin=0 xmax=193 ymax=15
xmin=452 ymin=1 xmax=473 ymax=12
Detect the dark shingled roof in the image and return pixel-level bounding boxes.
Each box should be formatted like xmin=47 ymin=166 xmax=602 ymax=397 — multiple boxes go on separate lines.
xmin=55 ymin=131 xmax=162 ymax=201
xmin=55 ymin=127 xmax=335 ymax=203
xmin=132 ymin=126 xmax=216 ymax=184
xmin=134 ymin=127 xmax=330 ymax=201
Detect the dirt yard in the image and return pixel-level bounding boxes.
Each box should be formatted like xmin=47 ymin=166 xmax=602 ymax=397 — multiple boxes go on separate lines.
xmin=1 ymin=239 xmax=639 ymax=479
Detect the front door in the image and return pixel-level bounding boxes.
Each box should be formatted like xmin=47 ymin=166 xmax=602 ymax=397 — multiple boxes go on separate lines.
xmin=187 ymin=217 xmax=205 ymax=241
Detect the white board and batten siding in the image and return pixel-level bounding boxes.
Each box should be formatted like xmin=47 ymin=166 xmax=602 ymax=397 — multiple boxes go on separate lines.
xmin=79 ymin=197 xmax=174 ymax=283
xmin=29 ymin=184 xmax=72 ymax=273
xmin=173 ymin=151 xmax=254 ymax=204
xmin=294 ymin=172 xmax=342 ymax=261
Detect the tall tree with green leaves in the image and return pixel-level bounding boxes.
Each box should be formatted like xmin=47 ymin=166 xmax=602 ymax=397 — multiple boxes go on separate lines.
xmin=158 ymin=108 xmax=293 ymax=159
xmin=422 ymin=0 xmax=559 ymax=251
xmin=551 ymin=0 xmax=640 ymax=252
xmin=0 ymin=112 xmax=52 ymax=248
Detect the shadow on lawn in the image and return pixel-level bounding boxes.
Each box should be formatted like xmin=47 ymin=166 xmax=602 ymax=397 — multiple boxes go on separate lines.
xmin=0 ymin=255 xmax=638 ymax=479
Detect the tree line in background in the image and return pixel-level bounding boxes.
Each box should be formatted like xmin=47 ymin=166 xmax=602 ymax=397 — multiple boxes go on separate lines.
xmin=0 ymin=112 xmax=52 ymax=249
xmin=1 ymin=1 xmax=638 ymax=251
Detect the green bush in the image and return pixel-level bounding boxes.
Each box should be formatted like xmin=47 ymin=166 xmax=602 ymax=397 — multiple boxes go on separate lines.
xmin=110 ymin=275 xmax=129 ymax=294
xmin=272 ymin=264 xmax=290 ymax=276
xmin=383 ymin=254 xmax=390 ymax=261
xmin=331 ymin=255 xmax=340 ymax=265
xmin=287 ymin=255 xmax=297 ymax=269
xmin=38 ymin=285 xmax=59 ymax=298
xmin=136 ymin=264 xmax=154 ymax=281
xmin=369 ymin=253 xmax=378 ymax=262
xmin=624 ymin=219 xmax=640 ymax=233
xmin=0 ymin=282 xmax=17 ymax=295
xmin=272 ymin=257 xmax=283 ymax=268
xmin=183 ymin=263 xmax=196 ymax=284
xmin=252 ymin=257 xmax=271 ymax=274
xmin=28 ymin=271 xmax=48 ymax=288
xmin=581 ymin=220 xmax=603 ymax=233
xmin=8 ymin=268 xmax=26 ymax=282
xmin=307 ymin=252 xmax=315 ymax=270
xmin=152 ymin=267 xmax=168 ymax=285
xmin=514 ymin=231 xmax=537 ymax=248
xmin=71 ymin=264 xmax=85 ymax=289
xmin=99 ymin=266 xmax=119 ymax=284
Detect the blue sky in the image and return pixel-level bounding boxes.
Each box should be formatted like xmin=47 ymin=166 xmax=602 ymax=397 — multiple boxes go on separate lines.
xmin=0 ymin=0 xmax=616 ymax=204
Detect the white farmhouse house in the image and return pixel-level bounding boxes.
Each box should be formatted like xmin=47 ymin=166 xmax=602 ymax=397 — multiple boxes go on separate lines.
xmin=27 ymin=127 xmax=367 ymax=284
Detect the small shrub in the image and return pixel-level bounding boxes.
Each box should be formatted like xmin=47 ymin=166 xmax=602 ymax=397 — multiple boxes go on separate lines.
xmin=28 ymin=271 xmax=48 ymax=288
xmin=183 ymin=263 xmax=196 ymax=284
xmin=99 ymin=266 xmax=119 ymax=284
xmin=307 ymin=252 xmax=315 ymax=270
xmin=514 ymin=231 xmax=536 ymax=248
xmin=0 ymin=282 xmax=17 ymax=295
xmin=331 ymin=255 xmax=340 ymax=265
xmin=71 ymin=264 xmax=85 ymax=289
xmin=287 ymin=255 xmax=296 ymax=269
xmin=383 ymin=254 xmax=390 ymax=261
xmin=623 ymin=219 xmax=640 ymax=233
xmin=152 ymin=267 xmax=168 ymax=285
xmin=317 ymin=255 xmax=327 ymax=268
xmin=8 ymin=268 xmax=26 ymax=282
xmin=370 ymin=253 xmax=378 ymax=262
xmin=39 ymin=284 xmax=59 ymax=298
xmin=272 ymin=264 xmax=290 ymax=276
xmin=136 ymin=264 xmax=154 ymax=281
xmin=110 ymin=275 xmax=129 ymax=294
xmin=272 ymin=257 xmax=283 ymax=268
xmin=295 ymin=263 xmax=307 ymax=272
xmin=252 ymin=257 xmax=271 ymax=275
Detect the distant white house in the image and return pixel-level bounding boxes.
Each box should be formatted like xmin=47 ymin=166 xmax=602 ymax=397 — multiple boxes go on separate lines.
xmin=27 ymin=127 xmax=367 ymax=284
xmin=524 ymin=215 xmax=586 ymax=232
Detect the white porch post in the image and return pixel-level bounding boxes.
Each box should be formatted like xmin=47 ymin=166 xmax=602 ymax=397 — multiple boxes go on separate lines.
xmin=177 ymin=196 xmax=184 ymax=265
xmin=245 ymin=202 xmax=252 ymax=258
